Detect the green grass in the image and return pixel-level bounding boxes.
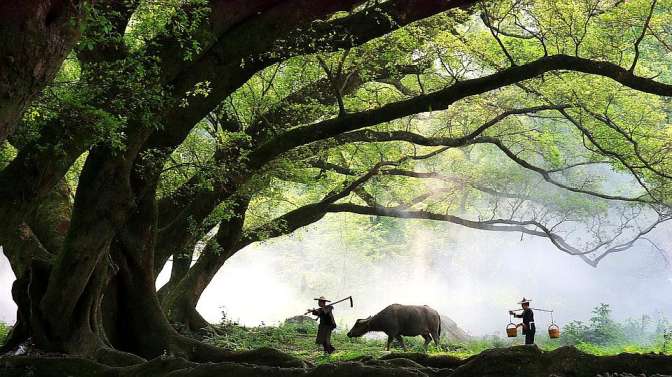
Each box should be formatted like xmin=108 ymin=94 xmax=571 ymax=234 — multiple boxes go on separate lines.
xmin=204 ymin=322 xmax=672 ymax=365
xmin=572 ymin=341 xmax=668 ymax=356
xmin=0 ymin=318 xmax=667 ymax=363
xmin=207 ymin=322 xmax=394 ymax=364
xmin=0 ymin=322 xmax=9 ymax=346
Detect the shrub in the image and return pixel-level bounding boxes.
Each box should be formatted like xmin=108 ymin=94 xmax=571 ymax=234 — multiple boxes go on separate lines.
xmin=560 ymin=304 xmax=626 ymax=346
xmin=0 ymin=322 xmax=10 ymax=346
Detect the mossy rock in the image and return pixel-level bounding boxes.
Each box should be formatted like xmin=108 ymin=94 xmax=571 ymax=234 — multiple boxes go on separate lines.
xmin=450 ymin=345 xmax=672 ymax=377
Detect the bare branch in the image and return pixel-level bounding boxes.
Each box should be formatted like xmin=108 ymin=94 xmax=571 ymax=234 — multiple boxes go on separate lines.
xmin=630 ymin=0 xmax=658 ymax=72
xmin=474 ymin=136 xmax=654 ymax=203
xmin=481 ymin=3 xmax=518 ymax=66
xmin=324 ymin=203 xmax=671 ymax=267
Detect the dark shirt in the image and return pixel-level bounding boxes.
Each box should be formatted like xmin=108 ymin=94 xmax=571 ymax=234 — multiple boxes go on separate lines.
xmin=515 ymin=308 xmax=535 ymax=333
xmin=521 ymin=308 xmax=534 ymax=325
xmin=312 ymin=305 xmax=336 ymax=328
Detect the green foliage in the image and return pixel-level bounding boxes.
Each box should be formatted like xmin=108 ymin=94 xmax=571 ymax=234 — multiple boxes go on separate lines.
xmin=560 ymin=304 xmax=671 ymax=350
xmin=126 ymin=0 xmax=211 ymax=58
xmin=12 ymin=0 xmax=668 ymax=267
xmin=0 ymin=143 xmax=17 ymax=170
xmin=0 ymin=322 xmax=10 ymax=346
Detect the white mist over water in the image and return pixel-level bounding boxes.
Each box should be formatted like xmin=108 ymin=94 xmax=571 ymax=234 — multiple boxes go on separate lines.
xmin=2 ymin=218 xmax=672 ymax=336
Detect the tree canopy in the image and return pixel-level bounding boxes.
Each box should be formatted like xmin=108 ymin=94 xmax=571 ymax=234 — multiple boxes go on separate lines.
xmin=0 ymin=0 xmax=671 ymax=366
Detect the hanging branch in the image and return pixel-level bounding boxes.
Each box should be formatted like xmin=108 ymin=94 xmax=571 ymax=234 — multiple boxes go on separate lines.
xmin=322 ymin=202 xmax=671 ymax=267
xmin=555 ymin=108 xmax=661 ymax=204
xmin=630 ymin=0 xmax=658 ymax=72
xmin=579 ymin=105 xmax=672 ymax=180
xmin=474 ymin=136 xmax=654 ymax=203
xmin=481 ymin=4 xmax=518 ymax=66
xmin=317 ymin=51 xmax=350 ymax=117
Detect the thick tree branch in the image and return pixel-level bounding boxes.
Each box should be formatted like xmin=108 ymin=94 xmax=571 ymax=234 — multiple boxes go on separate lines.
xmin=0 ymin=0 xmax=87 ymax=143
xmin=248 ymin=54 xmax=672 ymax=169
xmin=246 ymin=63 xmax=425 ymax=140
xmin=241 ymin=158 xmax=394 ymax=244
xmin=143 ymin=0 xmax=477 ymax=161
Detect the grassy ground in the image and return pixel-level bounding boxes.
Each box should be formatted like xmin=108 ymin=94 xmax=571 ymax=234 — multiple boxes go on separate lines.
xmin=203 ymin=321 xmax=662 ymax=365
xmin=204 ymin=321 xmax=672 ymax=365
xmin=1 ymin=319 xmax=667 ymax=365
xmin=0 ymin=322 xmax=9 ymax=346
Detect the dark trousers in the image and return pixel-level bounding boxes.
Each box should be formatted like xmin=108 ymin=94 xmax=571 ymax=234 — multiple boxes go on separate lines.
xmin=525 ymin=331 xmax=535 ymax=344
xmin=322 ymin=341 xmax=335 ymax=354
xmin=316 ymin=325 xmax=335 ymax=354
xmin=524 ymin=323 xmax=536 ymax=345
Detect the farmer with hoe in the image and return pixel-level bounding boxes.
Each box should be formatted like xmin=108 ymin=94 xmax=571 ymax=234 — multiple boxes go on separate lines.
xmin=306 ymin=296 xmax=337 ymax=354
xmin=510 ymin=297 xmax=536 ymax=345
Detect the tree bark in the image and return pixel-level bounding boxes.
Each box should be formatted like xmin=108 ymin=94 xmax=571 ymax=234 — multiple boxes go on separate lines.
xmin=0 ymin=1 xmax=86 ymax=143
xmin=160 ymin=198 xmax=249 ymax=331
xmin=160 ymin=240 xmax=237 ymax=332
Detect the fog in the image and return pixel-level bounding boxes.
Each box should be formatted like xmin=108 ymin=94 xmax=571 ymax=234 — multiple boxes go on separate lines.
xmin=0 ymin=252 xmax=14 ymax=324
xmin=2 ymin=217 xmax=671 ymax=336
xmin=179 ymin=216 xmax=672 ymax=336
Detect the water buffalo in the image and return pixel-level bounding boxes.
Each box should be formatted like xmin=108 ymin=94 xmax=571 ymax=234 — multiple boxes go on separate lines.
xmin=347 ymin=304 xmax=441 ymax=351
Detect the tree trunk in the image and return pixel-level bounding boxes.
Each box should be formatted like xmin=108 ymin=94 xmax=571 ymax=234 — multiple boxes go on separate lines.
xmin=105 ymin=246 xmax=289 ymax=364
xmin=160 ymin=200 xmax=248 ymax=331
xmin=2 ymin=255 xmax=145 ymax=366
xmin=0 ymin=179 xmax=70 ymax=353
xmin=2 ymin=241 xmax=238 ymax=365
xmin=2 ymin=189 xmax=239 ymax=364
xmin=160 ymin=243 xmax=235 ymax=332
xmin=0 ymin=1 xmax=85 ymax=142
xmin=0 ymin=149 xmax=147 ymax=365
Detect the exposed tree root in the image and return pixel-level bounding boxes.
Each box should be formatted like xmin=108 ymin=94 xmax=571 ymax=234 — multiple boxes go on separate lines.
xmin=380 ymin=352 xmax=465 ymax=369
xmin=4 ymin=346 xmax=672 ymax=377
xmin=93 ymin=346 xmax=147 ymax=367
xmin=0 ymin=355 xmax=115 ymax=377
xmin=170 ymin=335 xmax=307 ymax=367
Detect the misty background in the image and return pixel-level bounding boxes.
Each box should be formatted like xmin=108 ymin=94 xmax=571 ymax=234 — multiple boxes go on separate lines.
xmin=1 ymin=215 xmax=671 ymax=336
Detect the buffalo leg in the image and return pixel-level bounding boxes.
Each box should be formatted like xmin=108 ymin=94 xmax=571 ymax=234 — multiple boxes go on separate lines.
xmin=422 ymin=334 xmax=432 ymax=352
xmin=386 ymin=335 xmax=393 ymax=351
xmin=431 ymin=330 xmax=440 ymax=348
xmin=396 ymin=336 xmax=406 ymax=351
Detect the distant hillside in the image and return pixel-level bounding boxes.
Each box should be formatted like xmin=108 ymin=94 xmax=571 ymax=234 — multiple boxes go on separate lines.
xmin=441 ymin=315 xmax=470 ymax=342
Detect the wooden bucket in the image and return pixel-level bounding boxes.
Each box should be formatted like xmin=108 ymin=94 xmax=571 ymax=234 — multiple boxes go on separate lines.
xmin=506 ymin=323 xmax=517 ymax=337
xmin=548 ymin=323 xmax=560 ymax=339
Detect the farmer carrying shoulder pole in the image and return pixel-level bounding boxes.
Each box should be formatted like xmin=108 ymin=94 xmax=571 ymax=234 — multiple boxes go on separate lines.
xmin=509 ymin=297 xmax=535 ymax=345
xmin=306 ymin=296 xmax=337 ymax=354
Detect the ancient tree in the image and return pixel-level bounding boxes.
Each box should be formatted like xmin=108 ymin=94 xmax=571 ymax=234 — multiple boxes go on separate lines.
xmin=1 ymin=0 xmax=671 ymax=367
